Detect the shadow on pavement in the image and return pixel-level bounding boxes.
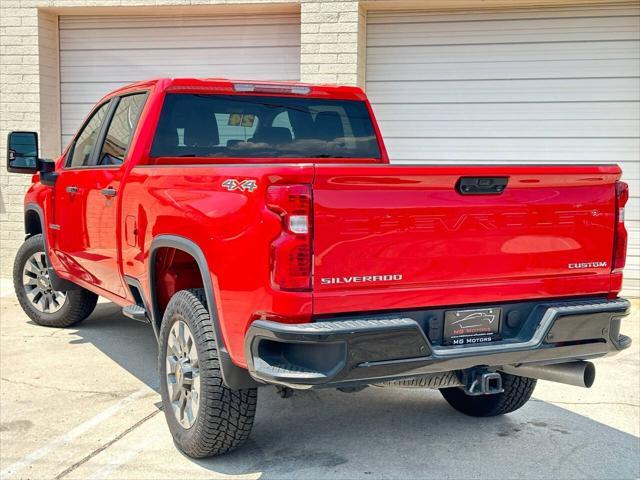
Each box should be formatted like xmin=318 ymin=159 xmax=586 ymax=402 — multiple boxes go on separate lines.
xmin=73 ymin=302 xmax=640 ymax=480
xmin=69 ymin=302 xmax=160 ymax=390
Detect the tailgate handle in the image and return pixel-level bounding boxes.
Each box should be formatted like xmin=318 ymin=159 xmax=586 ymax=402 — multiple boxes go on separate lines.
xmin=457 ymin=177 xmax=508 ymax=195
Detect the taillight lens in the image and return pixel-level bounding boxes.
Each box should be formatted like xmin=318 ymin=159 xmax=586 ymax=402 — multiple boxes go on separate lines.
xmin=266 ymin=184 xmax=312 ymax=291
xmin=613 ymin=181 xmax=629 ymax=271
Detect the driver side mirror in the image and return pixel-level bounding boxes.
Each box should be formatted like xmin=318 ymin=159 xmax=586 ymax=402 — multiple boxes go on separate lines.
xmin=7 ymin=131 xmax=39 ymax=174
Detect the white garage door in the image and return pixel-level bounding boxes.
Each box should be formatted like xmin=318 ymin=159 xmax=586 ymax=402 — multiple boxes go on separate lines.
xmin=366 ymin=5 xmax=640 ymax=295
xmin=59 ymin=13 xmax=301 ymax=147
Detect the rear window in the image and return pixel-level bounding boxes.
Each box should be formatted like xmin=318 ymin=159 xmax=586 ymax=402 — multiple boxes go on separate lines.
xmin=150 ymin=94 xmax=381 ymax=159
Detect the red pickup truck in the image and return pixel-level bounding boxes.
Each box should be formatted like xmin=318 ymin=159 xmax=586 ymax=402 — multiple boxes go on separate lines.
xmin=7 ymin=78 xmax=631 ymax=458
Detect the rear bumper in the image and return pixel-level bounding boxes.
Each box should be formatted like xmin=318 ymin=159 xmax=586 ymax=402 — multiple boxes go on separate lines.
xmin=245 ymin=298 xmax=631 ymax=389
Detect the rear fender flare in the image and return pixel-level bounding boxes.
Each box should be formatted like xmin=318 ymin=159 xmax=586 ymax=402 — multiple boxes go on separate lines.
xmin=148 ymin=235 xmax=259 ymax=389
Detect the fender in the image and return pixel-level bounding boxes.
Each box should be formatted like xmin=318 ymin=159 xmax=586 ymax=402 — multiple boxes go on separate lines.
xmin=148 ymin=235 xmax=260 ymax=389
xmin=24 ymin=203 xmax=80 ymax=292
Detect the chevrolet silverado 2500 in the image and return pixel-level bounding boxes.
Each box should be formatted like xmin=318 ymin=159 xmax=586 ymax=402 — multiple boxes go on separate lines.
xmin=7 ymin=78 xmax=631 ymax=458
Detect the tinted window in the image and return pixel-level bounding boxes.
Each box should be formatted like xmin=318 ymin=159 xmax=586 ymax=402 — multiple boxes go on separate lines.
xmin=98 ymin=94 xmax=147 ymax=166
xmin=150 ymin=94 xmax=381 ymax=159
xmin=68 ymin=102 xmax=110 ymax=168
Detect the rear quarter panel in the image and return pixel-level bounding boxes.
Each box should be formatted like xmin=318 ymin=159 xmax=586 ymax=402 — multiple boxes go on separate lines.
xmin=121 ymin=164 xmax=314 ymax=367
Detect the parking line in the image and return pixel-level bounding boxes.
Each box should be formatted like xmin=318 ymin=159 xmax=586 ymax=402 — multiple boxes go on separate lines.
xmin=0 ymin=387 xmax=154 ymax=479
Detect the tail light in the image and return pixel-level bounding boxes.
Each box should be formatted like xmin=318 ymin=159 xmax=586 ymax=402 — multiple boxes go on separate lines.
xmin=266 ymin=184 xmax=312 ymax=291
xmin=612 ymin=181 xmax=629 ymax=271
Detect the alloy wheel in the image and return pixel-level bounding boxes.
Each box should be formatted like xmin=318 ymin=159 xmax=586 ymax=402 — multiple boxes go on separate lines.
xmin=22 ymin=251 xmax=67 ymax=314
xmin=166 ymin=319 xmax=201 ymax=429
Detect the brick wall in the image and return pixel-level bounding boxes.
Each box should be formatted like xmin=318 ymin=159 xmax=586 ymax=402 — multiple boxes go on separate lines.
xmin=300 ymin=0 xmax=362 ymax=85
xmin=0 ymin=4 xmax=42 ymax=277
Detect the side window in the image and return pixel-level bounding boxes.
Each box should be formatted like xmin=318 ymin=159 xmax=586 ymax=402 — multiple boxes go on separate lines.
xmin=98 ymin=93 xmax=147 ymax=166
xmin=67 ymin=102 xmax=110 ymax=168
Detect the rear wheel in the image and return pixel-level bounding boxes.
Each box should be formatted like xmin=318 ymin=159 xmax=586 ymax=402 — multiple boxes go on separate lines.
xmin=159 ymin=288 xmax=257 ymax=458
xmin=13 ymin=234 xmax=98 ymax=328
xmin=440 ymin=373 xmax=536 ymax=417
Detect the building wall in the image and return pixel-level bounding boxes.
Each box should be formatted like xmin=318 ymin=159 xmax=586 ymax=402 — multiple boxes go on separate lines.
xmin=1 ymin=0 xmax=636 ymax=296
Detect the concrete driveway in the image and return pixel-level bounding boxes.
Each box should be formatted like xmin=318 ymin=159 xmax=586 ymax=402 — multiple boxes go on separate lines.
xmin=1 ymin=287 xmax=638 ymax=479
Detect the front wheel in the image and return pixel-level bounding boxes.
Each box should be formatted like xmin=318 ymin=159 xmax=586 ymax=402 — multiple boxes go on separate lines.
xmin=440 ymin=373 xmax=536 ymax=417
xmin=13 ymin=234 xmax=98 ymax=328
xmin=159 ymin=289 xmax=257 ymax=458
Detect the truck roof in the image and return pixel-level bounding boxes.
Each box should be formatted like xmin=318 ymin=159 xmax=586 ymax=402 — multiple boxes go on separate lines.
xmin=106 ymin=77 xmax=368 ymax=101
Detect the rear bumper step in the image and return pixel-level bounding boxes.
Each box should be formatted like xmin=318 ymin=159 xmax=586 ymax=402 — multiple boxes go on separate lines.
xmin=245 ymin=298 xmax=630 ymax=389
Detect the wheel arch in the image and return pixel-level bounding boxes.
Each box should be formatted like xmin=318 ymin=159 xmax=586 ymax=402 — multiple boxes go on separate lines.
xmin=148 ymin=235 xmax=259 ymax=389
xmin=25 ymin=207 xmax=43 ymax=237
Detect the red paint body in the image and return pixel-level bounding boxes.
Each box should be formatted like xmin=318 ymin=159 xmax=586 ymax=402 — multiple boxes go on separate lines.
xmin=24 ymin=78 xmax=626 ymax=369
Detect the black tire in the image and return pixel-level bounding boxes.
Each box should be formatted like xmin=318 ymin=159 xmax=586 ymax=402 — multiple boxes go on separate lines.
xmin=13 ymin=234 xmax=98 ymax=328
xmin=440 ymin=373 xmax=536 ymax=417
xmin=159 ymin=288 xmax=257 ymax=458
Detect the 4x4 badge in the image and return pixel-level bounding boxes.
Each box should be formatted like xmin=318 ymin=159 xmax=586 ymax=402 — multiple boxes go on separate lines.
xmin=222 ymin=179 xmax=258 ymax=192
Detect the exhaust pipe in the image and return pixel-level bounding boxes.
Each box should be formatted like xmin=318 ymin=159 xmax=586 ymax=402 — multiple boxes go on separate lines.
xmin=501 ymin=361 xmax=595 ymax=388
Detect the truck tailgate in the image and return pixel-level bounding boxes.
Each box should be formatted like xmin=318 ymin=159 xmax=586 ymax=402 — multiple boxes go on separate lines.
xmin=312 ymin=165 xmax=621 ymax=315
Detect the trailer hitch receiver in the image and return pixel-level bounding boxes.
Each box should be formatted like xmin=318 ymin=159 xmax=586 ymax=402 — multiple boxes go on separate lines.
xmin=463 ymin=368 xmax=504 ymax=396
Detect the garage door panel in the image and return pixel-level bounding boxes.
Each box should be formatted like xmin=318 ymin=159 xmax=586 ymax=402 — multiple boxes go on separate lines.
xmin=61 ymin=82 xmax=135 ymax=105
xmin=59 ymin=13 xmax=300 ymax=149
xmin=60 ymin=13 xmax=299 ymax=30
xmin=367 ymin=16 xmax=640 ymax=47
xmin=378 ymin=119 xmax=639 ymax=139
xmin=381 ymin=138 xmax=640 ymax=163
xmin=376 ymin=158 xmax=639 ymax=183
xmin=367 ymin=41 xmax=640 ymax=65
xmin=60 ymin=59 xmax=301 ymax=83
xmin=367 ymin=78 xmax=640 ymax=103
xmin=367 ymin=5 xmax=638 ymax=24
xmin=60 ymin=29 xmax=300 ymax=50
xmin=372 ymin=102 xmax=640 ymax=122
xmin=624 ymin=278 xmax=639 ymax=294
xmin=624 ymin=199 xmax=639 ymax=222
xmin=623 ymin=169 xmax=639 ymax=183
xmin=61 ymin=47 xmax=300 ymax=67
xmin=625 ymin=255 xmax=639 ymax=271
xmin=628 ymin=224 xmax=640 ymax=250
xmin=367 ymin=30 xmax=640 ymax=48
xmin=367 ymin=59 xmax=639 ymax=82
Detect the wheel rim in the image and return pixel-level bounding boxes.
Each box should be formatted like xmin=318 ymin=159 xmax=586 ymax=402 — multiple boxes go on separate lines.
xmin=22 ymin=251 xmax=67 ymax=314
xmin=166 ymin=319 xmax=200 ymax=429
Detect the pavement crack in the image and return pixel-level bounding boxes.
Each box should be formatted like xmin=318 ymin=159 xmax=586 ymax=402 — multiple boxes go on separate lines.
xmin=55 ymin=408 xmax=162 ymax=480
xmin=0 ymin=376 xmax=132 ymax=398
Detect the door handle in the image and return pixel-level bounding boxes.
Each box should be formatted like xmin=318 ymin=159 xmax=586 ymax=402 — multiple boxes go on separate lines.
xmin=66 ymin=185 xmax=79 ymax=195
xmin=101 ymin=187 xmax=117 ymax=198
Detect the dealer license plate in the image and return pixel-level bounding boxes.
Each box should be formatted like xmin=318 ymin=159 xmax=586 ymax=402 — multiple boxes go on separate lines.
xmin=443 ymin=307 xmax=502 ymax=346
